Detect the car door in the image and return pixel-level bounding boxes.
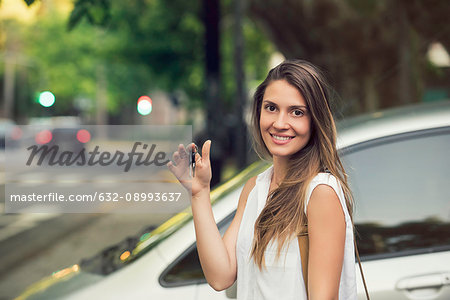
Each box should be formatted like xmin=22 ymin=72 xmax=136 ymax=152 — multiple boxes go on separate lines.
xmin=342 ymin=126 xmax=450 ymax=300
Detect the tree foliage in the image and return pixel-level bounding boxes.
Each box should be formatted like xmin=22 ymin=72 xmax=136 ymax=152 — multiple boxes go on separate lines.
xmin=248 ymin=0 xmax=450 ymax=115
xmin=68 ymin=0 xmax=111 ymax=30
xmin=21 ymin=0 xmax=449 ymax=116
xmin=15 ymin=0 xmax=273 ymax=124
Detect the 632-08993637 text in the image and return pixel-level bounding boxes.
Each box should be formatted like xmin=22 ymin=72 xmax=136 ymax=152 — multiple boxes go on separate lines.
xmin=9 ymin=192 xmax=182 ymax=202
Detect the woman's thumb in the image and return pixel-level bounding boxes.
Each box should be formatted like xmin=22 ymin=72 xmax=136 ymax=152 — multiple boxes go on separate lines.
xmin=202 ymin=140 xmax=211 ymax=161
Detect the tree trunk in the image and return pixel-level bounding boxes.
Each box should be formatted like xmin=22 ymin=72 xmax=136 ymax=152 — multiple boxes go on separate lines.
xmin=203 ymin=0 xmax=224 ymax=186
xmin=233 ymin=0 xmax=247 ymax=168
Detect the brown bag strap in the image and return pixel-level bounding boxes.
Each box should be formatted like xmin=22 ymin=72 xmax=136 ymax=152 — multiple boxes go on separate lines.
xmin=297 ymin=230 xmax=309 ymax=296
xmin=297 ymin=230 xmax=370 ymax=299
xmin=354 ymin=238 xmax=370 ymax=300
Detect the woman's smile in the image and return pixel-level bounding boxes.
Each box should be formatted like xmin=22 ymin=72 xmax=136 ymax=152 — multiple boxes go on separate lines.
xmin=270 ymin=133 xmax=294 ymax=144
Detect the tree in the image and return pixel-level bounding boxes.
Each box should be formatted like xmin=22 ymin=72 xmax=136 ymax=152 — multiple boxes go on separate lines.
xmin=64 ymin=0 xmax=274 ymax=173
xmin=15 ymin=0 xmax=206 ymax=121
xmin=248 ymin=0 xmax=450 ymax=115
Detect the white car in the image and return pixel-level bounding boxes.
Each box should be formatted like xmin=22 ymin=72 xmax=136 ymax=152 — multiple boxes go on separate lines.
xmin=19 ymin=101 xmax=450 ymax=300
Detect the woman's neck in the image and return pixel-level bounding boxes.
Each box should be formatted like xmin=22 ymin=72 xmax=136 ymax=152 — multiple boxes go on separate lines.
xmin=271 ymin=156 xmax=289 ymax=186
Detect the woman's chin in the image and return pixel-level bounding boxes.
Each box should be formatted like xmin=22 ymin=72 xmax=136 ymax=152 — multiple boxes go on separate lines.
xmin=269 ymin=151 xmax=294 ymax=158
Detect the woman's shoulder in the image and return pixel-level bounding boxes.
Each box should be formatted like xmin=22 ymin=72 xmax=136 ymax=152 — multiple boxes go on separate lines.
xmin=307 ymin=172 xmax=344 ymax=203
xmin=242 ymin=175 xmax=257 ymax=192
xmin=237 ymin=165 xmax=273 ymax=208
xmin=305 ymin=172 xmax=350 ymax=219
xmin=309 ymin=171 xmax=340 ymax=188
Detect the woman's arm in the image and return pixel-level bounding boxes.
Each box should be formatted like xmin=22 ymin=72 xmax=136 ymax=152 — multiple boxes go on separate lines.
xmin=192 ymin=175 xmax=255 ymax=291
xmin=167 ymin=141 xmax=255 ymax=291
xmin=306 ymin=184 xmax=346 ymax=300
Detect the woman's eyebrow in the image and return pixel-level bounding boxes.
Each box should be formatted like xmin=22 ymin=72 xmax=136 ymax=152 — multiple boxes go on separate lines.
xmin=289 ymin=105 xmax=308 ymax=110
xmin=263 ymin=100 xmax=308 ymax=110
xmin=262 ymin=100 xmax=273 ymax=105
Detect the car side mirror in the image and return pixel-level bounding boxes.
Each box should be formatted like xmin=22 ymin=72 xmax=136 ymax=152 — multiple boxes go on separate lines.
xmin=225 ymin=281 xmax=237 ymax=298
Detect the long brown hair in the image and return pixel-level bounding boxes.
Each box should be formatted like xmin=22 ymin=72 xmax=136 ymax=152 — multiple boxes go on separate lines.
xmin=250 ymin=59 xmax=354 ymax=269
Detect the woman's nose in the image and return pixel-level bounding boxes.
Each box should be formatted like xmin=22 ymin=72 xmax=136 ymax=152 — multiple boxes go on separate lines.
xmin=273 ymin=112 xmax=290 ymax=129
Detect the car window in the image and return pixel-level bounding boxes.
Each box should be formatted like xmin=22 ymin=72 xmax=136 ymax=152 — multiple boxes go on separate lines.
xmin=342 ymin=127 xmax=450 ymax=260
xmin=159 ymin=211 xmax=236 ymax=287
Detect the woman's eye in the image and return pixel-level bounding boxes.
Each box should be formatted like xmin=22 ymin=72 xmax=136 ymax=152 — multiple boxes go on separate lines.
xmin=293 ymin=110 xmax=304 ymax=116
xmin=265 ymin=105 xmax=276 ymax=112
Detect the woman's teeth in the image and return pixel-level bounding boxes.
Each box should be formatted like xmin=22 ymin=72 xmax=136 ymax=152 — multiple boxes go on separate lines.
xmin=271 ymin=134 xmax=293 ymax=141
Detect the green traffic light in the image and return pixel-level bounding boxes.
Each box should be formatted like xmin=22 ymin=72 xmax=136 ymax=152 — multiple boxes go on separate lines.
xmin=38 ymin=91 xmax=55 ymax=107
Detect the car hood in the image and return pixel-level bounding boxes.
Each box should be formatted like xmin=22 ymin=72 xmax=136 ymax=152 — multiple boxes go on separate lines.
xmin=16 ymin=266 xmax=102 ymax=300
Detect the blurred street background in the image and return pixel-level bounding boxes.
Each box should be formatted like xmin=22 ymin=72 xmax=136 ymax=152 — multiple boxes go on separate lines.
xmin=0 ymin=0 xmax=449 ymax=299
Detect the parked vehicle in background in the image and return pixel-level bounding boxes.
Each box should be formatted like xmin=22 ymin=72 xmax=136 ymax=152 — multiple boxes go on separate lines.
xmin=18 ymin=101 xmax=450 ymax=300
xmin=0 ymin=118 xmax=22 ymax=149
xmin=28 ymin=116 xmax=87 ymax=153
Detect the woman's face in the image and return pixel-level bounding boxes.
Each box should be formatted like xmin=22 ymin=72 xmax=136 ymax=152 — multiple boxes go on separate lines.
xmin=259 ymin=79 xmax=312 ymax=159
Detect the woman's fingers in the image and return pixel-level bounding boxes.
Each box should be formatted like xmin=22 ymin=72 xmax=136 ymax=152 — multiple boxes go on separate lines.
xmin=190 ymin=140 xmax=211 ymax=168
xmin=194 ymin=152 xmax=201 ymax=166
xmin=167 ymin=141 xmax=211 ymax=195
xmin=178 ymin=144 xmax=188 ymax=160
xmin=172 ymin=151 xmax=181 ymax=165
xmin=166 ymin=160 xmax=175 ymax=173
xmin=172 ymin=144 xmax=191 ymax=166
xmin=189 ymin=143 xmax=197 ymax=153
xmin=168 ymin=141 xmax=210 ymax=175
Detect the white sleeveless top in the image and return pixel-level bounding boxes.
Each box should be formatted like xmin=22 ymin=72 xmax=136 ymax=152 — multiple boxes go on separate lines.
xmin=236 ymin=165 xmax=357 ymax=300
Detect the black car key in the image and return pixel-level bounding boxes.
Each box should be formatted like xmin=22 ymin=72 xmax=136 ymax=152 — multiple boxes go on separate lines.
xmin=190 ymin=144 xmax=197 ymax=177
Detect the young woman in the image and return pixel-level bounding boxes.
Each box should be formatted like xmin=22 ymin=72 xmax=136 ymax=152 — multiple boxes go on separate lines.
xmin=167 ymin=60 xmax=357 ymax=300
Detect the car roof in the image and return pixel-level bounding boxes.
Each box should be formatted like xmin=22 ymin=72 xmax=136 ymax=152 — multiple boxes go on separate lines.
xmin=336 ymin=100 xmax=450 ymax=149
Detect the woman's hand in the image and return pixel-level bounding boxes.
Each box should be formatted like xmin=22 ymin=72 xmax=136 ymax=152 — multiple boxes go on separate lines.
xmin=166 ymin=140 xmax=212 ymax=198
